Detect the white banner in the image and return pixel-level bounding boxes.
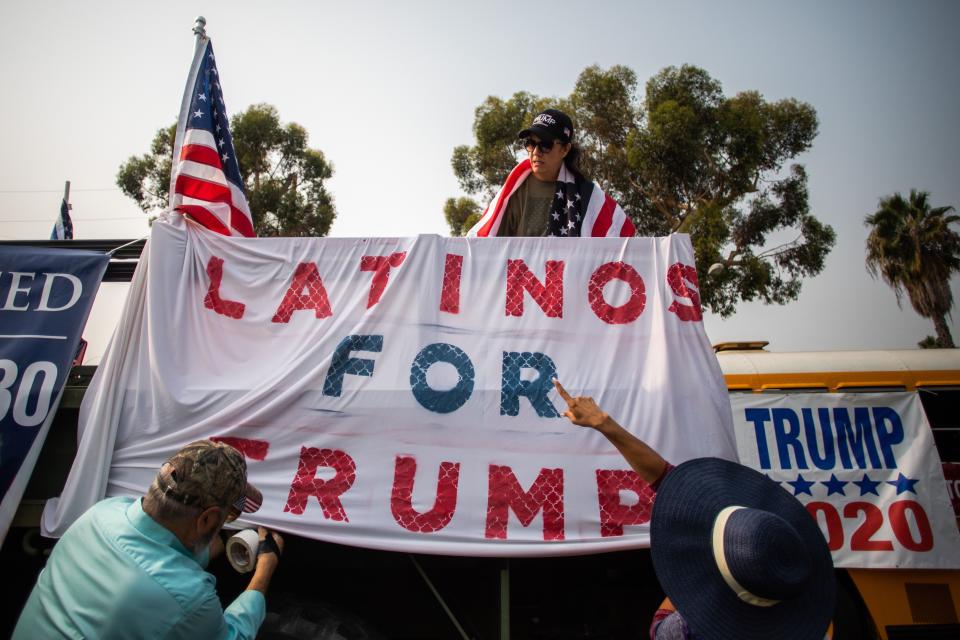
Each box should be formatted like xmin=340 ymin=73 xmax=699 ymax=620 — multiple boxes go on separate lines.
xmin=44 ymin=216 xmax=736 ymax=556
xmin=731 ymin=393 xmax=960 ymax=568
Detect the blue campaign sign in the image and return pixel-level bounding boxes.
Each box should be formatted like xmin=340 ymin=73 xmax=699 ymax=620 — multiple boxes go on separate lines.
xmin=0 ymin=246 xmax=108 ymax=532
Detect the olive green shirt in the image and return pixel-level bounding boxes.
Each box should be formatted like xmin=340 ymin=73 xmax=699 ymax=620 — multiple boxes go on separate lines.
xmin=496 ymin=177 xmax=557 ymax=237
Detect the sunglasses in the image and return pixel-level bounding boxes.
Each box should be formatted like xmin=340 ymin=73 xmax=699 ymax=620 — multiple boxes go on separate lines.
xmin=523 ymin=138 xmax=558 ymax=153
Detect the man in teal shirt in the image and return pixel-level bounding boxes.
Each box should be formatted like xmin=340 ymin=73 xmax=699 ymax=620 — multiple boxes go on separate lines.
xmin=14 ymin=440 xmax=284 ymax=639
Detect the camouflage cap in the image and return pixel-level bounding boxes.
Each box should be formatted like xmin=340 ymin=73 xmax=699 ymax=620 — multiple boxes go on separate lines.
xmin=156 ymin=440 xmax=262 ymax=519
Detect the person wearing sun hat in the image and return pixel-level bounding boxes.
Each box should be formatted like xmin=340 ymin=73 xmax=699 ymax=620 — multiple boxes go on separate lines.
xmin=14 ymin=439 xmax=284 ymax=640
xmin=467 ymin=108 xmax=637 ymax=238
xmin=551 ymin=380 xmax=835 ymax=640
xmin=650 ymin=458 xmax=835 ymax=640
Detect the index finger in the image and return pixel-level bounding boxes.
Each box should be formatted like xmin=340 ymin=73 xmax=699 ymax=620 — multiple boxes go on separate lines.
xmin=552 ymin=379 xmax=574 ymax=404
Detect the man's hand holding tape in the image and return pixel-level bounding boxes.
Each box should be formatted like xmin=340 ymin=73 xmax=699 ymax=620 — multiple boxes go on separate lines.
xmin=247 ymin=527 xmax=284 ymax=596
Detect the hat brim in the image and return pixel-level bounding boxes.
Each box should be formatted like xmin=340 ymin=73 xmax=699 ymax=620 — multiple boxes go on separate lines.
xmin=517 ymin=125 xmax=559 ymax=143
xmin=650 ymin=458 xmax=835 ymax=640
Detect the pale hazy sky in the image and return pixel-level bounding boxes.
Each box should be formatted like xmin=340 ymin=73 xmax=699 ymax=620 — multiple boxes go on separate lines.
xmin=1 ymin=0 xmax=958 ymax=359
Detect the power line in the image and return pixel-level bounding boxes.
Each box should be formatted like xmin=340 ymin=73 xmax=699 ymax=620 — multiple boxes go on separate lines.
xmin=0 ymin=216 xmax=146 ymax=222
xmin=0 ymin=188 xmax=120 ymax=194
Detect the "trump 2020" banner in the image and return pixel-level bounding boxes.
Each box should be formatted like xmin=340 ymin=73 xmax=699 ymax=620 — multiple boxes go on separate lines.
xmin=43 ymin=216 xmax=736 ymax=556
xmin=731 ymin=393 xmax=960 ymax=568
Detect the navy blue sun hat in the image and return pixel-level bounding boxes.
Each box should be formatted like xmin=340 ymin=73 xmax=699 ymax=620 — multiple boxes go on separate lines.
xmin=650 ymin=458 xmax=835 ymax=640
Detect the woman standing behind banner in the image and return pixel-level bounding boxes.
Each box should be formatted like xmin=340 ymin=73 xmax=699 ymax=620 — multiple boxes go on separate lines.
xmin=466 ymin=109 xmax=635 ymax=238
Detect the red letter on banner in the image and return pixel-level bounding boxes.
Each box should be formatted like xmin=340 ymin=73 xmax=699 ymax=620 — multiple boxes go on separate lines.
xmin=203 ymin=256 xmax=245 ymax=319
xmin=283 ymin=447 xmax=356 ymax=521
xmin=210 ymin=436 xmax=269 ymax=461
xmin=505 ymin=260 xmax=564 ymax=318
xmin=485 ymin=465 xmax=564 ymax=540
xmin=666 ymin=262 xmax=702 ymax=321
xmin=390 ymin=455 xmax=461 ymax=533
xmin=588 ymin=262 xmax=645 ymax=324
xmin=596 ymin=470 xmax=656 ymax=537
xmin=272 ymin=262 xmax=333 ymax=323
xmin=440 ymin=253 xmax=463 ymax=314
xmin=360 ymin=252 xmax=407 ymax=308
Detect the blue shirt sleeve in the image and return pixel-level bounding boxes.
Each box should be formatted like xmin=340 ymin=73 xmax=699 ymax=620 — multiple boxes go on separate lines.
xmin=223 ymin=590 xmax=267 ymax=639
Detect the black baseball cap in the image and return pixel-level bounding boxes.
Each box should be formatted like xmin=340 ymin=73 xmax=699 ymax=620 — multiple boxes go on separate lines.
xmin=518 ymin=109 xmax=574 ymax=144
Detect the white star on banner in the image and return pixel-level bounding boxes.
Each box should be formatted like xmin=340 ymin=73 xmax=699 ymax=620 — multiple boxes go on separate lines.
xmin=556 ymin=191 xmax=564 ymax=200
xmin=197 ymin=93 xmax=207 ymax=102
xmin=221 ymin=153 xmax=230 ymax=162
xmin=193 ymin=109 xmax=203 ymax=119
xmin=560 ymin=228 xmax=568 ymax=235
xmin=552 ymin=212 xmax=560 ymax=220
xmin=567 ymin=220 xmax=576 ymax=229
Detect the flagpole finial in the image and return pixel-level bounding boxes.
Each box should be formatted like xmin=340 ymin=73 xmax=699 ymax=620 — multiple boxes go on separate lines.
xmin=193 ymin=16 xmax=207 ymax=38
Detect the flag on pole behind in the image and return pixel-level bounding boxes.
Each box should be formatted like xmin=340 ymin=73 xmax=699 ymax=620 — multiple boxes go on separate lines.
xmin=169 ymin=37 xmax=254 ymax=237
xmin=50 ymin=198 xmax=73 ymax=240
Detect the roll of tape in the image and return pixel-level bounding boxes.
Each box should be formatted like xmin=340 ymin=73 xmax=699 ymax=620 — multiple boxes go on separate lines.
xmin=226 ymin=528 xmax=260 ymax=574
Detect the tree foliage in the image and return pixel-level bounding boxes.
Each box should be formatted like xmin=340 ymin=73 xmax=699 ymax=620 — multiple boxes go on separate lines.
xmin=444 ymin=197 xmax=481 ymax=237
xmin=448 ymin=64 xmax=836 ymax=317
xmin=117 ymin=104 xmax=336 ymax=237
xmin=865 ymin=190 xmax=960 ymax=348
xmin=116 ymin=124 xmax=176 ymax=216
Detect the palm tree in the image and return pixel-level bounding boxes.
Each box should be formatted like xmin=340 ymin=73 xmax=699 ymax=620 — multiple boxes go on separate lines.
xmin=865 ymin=190 xmax=960 ymax=348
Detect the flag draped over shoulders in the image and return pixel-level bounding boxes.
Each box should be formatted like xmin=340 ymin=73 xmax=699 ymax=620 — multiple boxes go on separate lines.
xmin=467 ymin=159 xmax=635 ymax=238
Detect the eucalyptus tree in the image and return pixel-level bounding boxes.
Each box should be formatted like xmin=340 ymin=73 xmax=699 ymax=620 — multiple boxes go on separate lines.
xmin=448 ymin=64 xmax=835 ymax=317
xmin=117 ymin=104 xmax=336 ymax=237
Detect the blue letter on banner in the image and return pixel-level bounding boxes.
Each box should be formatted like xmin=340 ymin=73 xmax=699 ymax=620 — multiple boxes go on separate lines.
xmin=772 ymin=408 xmax=808 ymax=470
xmin=500 ymin=351 xmax=560 ymax=418
xmin=323 ymin=335 xmax=383 ymax=397
xmin=872 ymin=407 xmax=904 ymax=468
xmin=744 ymin=408 xmax=773 ymax=469
xmin=409 ymin=343 xmax=475 ymax=414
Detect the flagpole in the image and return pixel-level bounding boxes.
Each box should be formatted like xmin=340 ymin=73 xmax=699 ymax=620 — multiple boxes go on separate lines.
xmin=192 ymin=15 xmax=206 ymax=38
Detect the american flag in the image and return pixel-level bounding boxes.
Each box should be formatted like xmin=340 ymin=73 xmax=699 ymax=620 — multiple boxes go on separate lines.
xmin=169 ymin=39 xmax=254 ymax=237
xmin=467 ymin=159 xmax=636 ymax=238
xmin=233 ymin=487 xmax=263 ymax=514
xmin=50 ymin=198 xmax=73 ymax=240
